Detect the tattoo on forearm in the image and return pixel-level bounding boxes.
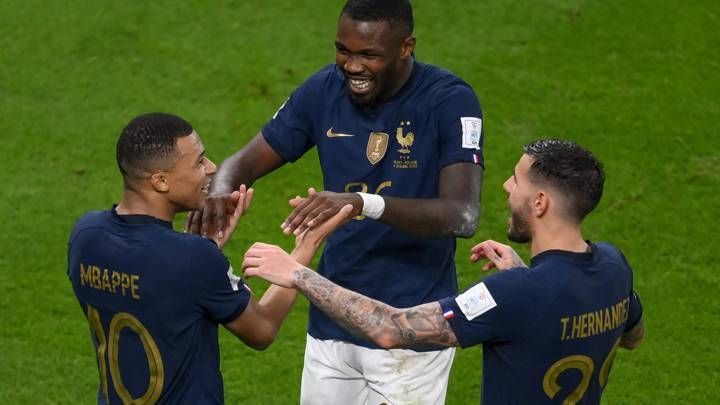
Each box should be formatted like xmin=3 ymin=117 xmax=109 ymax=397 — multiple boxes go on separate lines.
xmin=293 ymin=268 xmax=458 ymax=348
xmin=621 ymin=318 xmax=645 ymax=348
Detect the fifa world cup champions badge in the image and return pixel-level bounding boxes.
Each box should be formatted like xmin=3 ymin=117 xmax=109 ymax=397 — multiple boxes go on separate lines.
xmin=367 ymin=132 xmax=389 ymax=164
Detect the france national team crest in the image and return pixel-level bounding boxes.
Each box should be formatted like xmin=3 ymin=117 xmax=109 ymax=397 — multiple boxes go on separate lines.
xmin=393 ymin=121 xmax=418 ymax=169
xmin=367 ymin=132 xmax=389 ymax=165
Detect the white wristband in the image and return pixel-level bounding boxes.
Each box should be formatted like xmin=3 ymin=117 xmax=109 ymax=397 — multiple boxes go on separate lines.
xmin=356 ymin=192 xmax=385 ymax=220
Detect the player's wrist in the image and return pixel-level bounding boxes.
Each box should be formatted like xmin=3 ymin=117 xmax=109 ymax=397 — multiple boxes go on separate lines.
xmin=291 ymin=266 xmax=314 ymax=289
xmin=356 ymin=192 xmax=385 ymax=220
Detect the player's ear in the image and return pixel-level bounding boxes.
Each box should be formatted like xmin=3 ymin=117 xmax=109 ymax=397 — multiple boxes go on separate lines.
xmin=149 ymin=172 xmax=170 ymax=193
xmin=533 ymin=191 xmax=549 ymax=218
xmin=400 ymin=36 xmax=416 ymax=60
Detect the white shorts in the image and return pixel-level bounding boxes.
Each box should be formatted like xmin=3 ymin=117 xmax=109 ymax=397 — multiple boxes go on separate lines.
xmin=300 ymin=334 xmax=455 ymax=405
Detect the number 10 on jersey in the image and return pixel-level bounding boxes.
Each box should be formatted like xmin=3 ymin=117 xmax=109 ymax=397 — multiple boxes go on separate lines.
xmin=87 ymin=304 xmax=164 ymax=404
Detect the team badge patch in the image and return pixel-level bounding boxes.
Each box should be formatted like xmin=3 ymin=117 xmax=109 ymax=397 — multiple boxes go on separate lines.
xmin=367 ymin=131 xmax=389 ymax=165
xmin=455 ymin=282 xmax=496 ymax=320
xmin=460 ymin=117 xmax=483 ymax=149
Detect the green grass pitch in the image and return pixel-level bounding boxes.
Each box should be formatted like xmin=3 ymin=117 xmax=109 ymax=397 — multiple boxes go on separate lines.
xmin=0 ymin=0 xmax=718 ymax=403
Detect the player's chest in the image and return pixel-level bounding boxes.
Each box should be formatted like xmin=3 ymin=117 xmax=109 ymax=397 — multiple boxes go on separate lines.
xmin=315 ymin=110 xmax=437 ymax=172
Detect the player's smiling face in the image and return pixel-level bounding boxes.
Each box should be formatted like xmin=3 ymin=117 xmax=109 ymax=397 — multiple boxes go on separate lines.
xmin=503 ymin=154 xmax=535 ymax=243
xmin=335 ymin=14 xmax=415 ymax=105
xmin=164 ymin=132 xmax=217 ymax=212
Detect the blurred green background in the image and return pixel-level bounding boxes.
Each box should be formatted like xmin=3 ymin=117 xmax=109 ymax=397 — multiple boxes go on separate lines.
xmin=0 ymin=0 xmax=717 ymax=403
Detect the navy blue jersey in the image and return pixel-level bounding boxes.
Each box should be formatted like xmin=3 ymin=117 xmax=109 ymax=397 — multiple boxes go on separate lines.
xmin=439 ymin=242 xmax=643 ymax=404
xmin=263 ymin=60 xmax=483 ymax=349
xmin=67 ymin=208 xmax=251 ymax=404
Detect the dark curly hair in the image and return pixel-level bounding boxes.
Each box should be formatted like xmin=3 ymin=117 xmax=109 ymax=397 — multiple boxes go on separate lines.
xmin=523 ymin=139 xmax=605 ymax=222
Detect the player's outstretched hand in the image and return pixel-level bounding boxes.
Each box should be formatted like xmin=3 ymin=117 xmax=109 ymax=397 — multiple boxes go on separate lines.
xmin=243 ymin=242 xmax=302 ymax=289
xmin=185 ymin=185 xmax=254 ymax=248
xmin=281 ymin=188 xmax=362 ymax=236
xmin=295 ymin=204 xmax=354 ymax=252
xmin=470 ymin=239 xmax=527 ymax=271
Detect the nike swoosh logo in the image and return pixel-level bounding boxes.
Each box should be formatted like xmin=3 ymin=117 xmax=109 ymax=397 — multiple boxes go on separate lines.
xmin=326 ymin=127 xmax=354 ymax=137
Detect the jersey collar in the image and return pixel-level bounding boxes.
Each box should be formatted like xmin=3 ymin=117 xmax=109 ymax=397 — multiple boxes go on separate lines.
xmin=111 ymin=205 xmax=173 ymax=229
xmin=530 ymin=241 xmax=596 ymax=267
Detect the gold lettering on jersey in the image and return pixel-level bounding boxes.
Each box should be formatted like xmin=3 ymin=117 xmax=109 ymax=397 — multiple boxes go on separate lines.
xmin=367 ymin=132 xmax=389 ymax=164
xmin=393 ymin=121 xmax=418 ymax=169
xmin=560 ymin=297 xmax=630 ymax=341
xmin=80 ymin=263 xmax=140 ymax=300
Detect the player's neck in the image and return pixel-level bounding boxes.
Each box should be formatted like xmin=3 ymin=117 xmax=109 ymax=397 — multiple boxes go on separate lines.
xmin=116 ymin=189 xmax=176 ymax=223
xmin=530 ymin=221 xmax=587 ymax=257
xmin=378 ymin=57 xmax=414 ymax=102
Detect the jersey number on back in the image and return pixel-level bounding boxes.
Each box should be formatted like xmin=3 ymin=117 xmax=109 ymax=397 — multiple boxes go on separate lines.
xmin=542 ymin=339 xmax=621 ymax=405
xmin=87 ymin=304 xmax=164 ymax=404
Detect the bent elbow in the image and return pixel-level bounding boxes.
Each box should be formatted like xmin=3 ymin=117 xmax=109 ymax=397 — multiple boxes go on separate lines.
xmin=452 ymin=209 xmax=480 ymax=239
xmin=248 ymin=340 xmax=272 ymax=351
xmin=245 ymin=327 xmax=279 ymax=351
xmin=453 ymin=221 xmax=478 ymax=239
xmin=619 ymin=336 xmax=644 ymax=350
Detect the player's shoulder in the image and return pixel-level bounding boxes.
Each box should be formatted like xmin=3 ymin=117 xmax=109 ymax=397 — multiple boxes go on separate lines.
xmin=69 ymin=209 xmax=113 ymax=242
xmin=592 ymin=241 xmax=625 ymax=259
xmin=177 ymin=234 xmax=229 ymax=271
xmin=418 ymin=62 xmax=474 ymax=90
xmin=591 ymin=242 xmax=630 ymax=268
xmin=415 ymin=61 xmax=479 ymax=106
xmin=483 ymin=267 xmax=556 ymax=301
xmin=73 ymin=209 xmax=112 ymax=228
xmin=591 ymin=241 xmax=634 ymax=274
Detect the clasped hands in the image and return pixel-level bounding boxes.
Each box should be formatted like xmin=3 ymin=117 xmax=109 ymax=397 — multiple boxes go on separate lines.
xmin=187 ymin=186 xmax=527 ymax=288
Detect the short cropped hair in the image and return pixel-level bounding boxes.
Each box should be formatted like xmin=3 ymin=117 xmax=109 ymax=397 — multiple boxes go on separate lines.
xmin=116 ymin=113 xmax=194 ymax=180
xmin=341 ymin=0 xmax=414 ymax=35
xmin=523 ymin=139 xmax=605 ymax=222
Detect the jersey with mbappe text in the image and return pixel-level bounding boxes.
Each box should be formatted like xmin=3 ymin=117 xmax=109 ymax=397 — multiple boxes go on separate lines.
xmin=439 ymin=242 xmax=643 ymax=404
xmin=68 ymin=208 xmax=251 ymax=404
xmin=263 ymin=60 xmax=483 ymax=350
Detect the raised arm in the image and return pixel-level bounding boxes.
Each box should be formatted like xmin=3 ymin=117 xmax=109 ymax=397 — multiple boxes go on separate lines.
xmin=282 ymin=162 xmax=482 ymax=238
xmin=223 ymin=204 xmax=351 ymax=350
xmin=292 ymin=268 xmax=459 ymax=349
xmin=242 ymin=238 xmax=460 ymax=350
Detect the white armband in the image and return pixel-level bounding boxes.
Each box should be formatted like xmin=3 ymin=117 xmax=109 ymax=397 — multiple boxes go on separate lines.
xmin=356 ymin=192 xmax=385 ymax=220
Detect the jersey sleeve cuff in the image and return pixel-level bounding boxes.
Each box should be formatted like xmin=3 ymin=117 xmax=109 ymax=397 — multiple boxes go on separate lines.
xmin=438 ymin=150 xmax=484 ymax=170
xmin=438 ymin=296 xmax=475 ymax=349
xmin=217 ymin=291 xmax=251 ymax=325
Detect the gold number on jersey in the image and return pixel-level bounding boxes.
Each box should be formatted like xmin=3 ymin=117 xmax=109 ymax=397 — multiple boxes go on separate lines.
xmin=599 ymin=338 xmax=621 ymax=388
xmin=543 ymin=355 xmax=593 ymax=405
xmin=87 ymin=305 xmax=109 ymax=403
xmin=344 ymin=180 xmax=392 ymax=220
xmin=87 ymin=304 xmax=165 ymax=404
xmin=542 ymin=343 xmax=622 ymax=404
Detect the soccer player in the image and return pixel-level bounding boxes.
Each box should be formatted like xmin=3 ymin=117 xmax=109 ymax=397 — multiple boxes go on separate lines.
xmin=243 ymin=139 xmax=646 ymax=404
xmin=67 ymin=113 xmax=346 ymax=404
xmin=192 ymin=0 xmax=484 ymax=403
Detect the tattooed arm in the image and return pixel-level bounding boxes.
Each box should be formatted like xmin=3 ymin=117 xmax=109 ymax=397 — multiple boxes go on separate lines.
xmin=242 ymin=206 xmax=459 ymax=349
xmin=290 ymin=267 xmax=458 ymax=349
xmin=619 ymin=317 xmax=644 ymax=350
